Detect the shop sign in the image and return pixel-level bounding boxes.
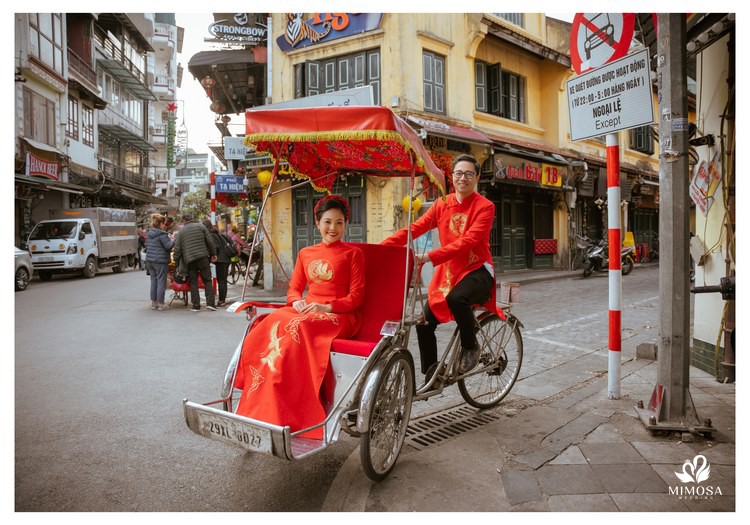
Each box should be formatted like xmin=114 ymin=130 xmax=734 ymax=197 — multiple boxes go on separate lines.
xmin=689 ymin=154 xmax=722 ymax=216
xmin=208 ymin=13 xmax=268 ymax=45
xmin=495 ymin=162 xmax=542 ymax=183
xmin=225 ymin=137 xmax=250 ymax=160
xmin=542 ymin=164 xmax=563 ymax=187
xmin=26 ymin=152 xmax=59 ymax=180
xmin=215 ymin=175 xmax=245 ymax=193
xmin=424 ymin=136 xmax=446 ymax=150
xmin=277 ymin=13 xmax=383 ymax=52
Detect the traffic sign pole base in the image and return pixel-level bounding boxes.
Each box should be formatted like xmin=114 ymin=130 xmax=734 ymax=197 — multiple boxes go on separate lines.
xmin=635 ymin=384 xmax=715 ymax=438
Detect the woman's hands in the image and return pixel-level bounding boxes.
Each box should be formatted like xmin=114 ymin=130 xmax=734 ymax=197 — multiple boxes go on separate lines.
xmin=292 ymin=300 xmax=332 ymax=314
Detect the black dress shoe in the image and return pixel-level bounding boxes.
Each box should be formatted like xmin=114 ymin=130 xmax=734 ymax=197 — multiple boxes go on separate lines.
xmin=458 ymin=345 xmax=480 ymax=374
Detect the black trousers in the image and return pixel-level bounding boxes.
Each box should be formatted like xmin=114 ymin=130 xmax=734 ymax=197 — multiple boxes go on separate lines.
xmin=214 ymin=262 xmax=229 ymax=302
xmin=416 ymin=266 xmax=494 ymax=373
xmin=187 ymin=257 xmax=216 ymax=309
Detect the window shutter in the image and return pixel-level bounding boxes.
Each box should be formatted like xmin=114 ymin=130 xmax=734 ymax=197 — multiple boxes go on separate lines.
xmin=423 ymin=52 xmax=434 ymax=111
xmin=475 ymin=62 xmax=487 ymax=112
xmin=519 ymin=76 xmax=526 ymax=123
xmin=294 ymin=63 xmax=305 ymax=99
xmin=434 ymin=55 xmax=444 ymax=114
xmin=489 ymin=63 xmax=501 ymax=116
xmin=368 ymin=50 xmax=381 ymax=105
xmin=306 ymin=60 xmax=321 ymax=96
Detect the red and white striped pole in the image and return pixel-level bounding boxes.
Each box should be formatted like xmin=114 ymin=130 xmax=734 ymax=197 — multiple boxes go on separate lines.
xmin=606 ymin=133 xmax=621 ymax=399
xmin=210 ymin=171 xmax=216 ymax=225
xmin=209 ymin=171 xmax=217 ymax=293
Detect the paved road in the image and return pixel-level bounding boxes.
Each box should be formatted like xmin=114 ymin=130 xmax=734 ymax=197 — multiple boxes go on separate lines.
xmin=13 ymin=265 xmax=661 ymax=511
xmin=14 ymin=270 xmax=355 ymax=512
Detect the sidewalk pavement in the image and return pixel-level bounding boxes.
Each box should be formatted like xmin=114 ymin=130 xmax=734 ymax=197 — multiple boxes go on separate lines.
xmin=222 ymin=265 xmax=735 ymax=512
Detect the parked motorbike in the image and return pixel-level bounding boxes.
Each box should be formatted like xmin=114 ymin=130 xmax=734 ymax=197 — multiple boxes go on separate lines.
xmin=582 ymin=241 xmax=636 ymax=277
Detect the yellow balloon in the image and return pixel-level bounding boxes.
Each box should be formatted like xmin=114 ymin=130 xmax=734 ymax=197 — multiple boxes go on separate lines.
xmin=257 ymin=170 xmax=273 ymax=187
xmin=401 ymin=196 xmax=422 ymax=213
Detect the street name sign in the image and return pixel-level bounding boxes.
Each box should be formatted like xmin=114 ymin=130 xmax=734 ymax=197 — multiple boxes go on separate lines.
xmin=567 ymin=48 xmax=654 ymax=142
xmin=570 ymin=13 xmax=635 ymax=74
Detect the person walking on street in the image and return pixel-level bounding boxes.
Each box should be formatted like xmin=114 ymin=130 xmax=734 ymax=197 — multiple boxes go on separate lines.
xmin=203 ymin=219 xmax=231 ymax=307
xmin=381 ymin=153 xmax=498 ymax=383
xmin=174 ymin=214 xmax=217 ymax=312
xmin=145 ymin=213 xmax=175 ymax=311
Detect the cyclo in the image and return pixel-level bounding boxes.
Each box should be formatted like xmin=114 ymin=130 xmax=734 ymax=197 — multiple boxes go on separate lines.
xmin=183 ymin=106 xmax=523 ymax=481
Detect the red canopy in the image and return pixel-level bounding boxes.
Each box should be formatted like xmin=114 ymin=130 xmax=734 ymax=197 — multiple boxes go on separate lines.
xmin=243 ymin=106 xmax=446 ymax=194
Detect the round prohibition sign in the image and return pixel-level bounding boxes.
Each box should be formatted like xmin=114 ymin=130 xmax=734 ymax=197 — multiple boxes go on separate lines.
xmin=570 ymin=13 xmax=635 ymax=74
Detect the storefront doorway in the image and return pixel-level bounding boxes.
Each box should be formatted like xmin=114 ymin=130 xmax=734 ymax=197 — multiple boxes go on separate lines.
xmin=501 ymin=193 xmax=528 ymax=270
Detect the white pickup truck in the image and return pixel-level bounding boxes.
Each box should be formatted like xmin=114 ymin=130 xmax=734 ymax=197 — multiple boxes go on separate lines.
xmin=27 ymin=207 xmax=138 ymax=281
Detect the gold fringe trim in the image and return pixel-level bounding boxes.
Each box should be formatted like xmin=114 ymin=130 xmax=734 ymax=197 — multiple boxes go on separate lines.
xmin=243 ymin=130 xmax=446 ymax=195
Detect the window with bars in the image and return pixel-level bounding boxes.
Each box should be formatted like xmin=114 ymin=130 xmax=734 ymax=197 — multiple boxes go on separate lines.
xmin=81 ymin=105 xmax=94 ymax=147
xmin=295 ymin=48 xmax=381 ymax=105
xmin=423 ymin=50 xmax=445 ymax=115
xmin=28 ymin=13 xmax=64 ymax=75
xmin=67 ymin=97 xmax=79 ymax=141
xmin=629 ymin=125 xmax=654 ymax=155
xmin=493 ymin=13 xmax=524 ymax=27
xmin=23 ymin=87 xmax=56 ymax=146
xmin=475 ymin=61 xmax=526 ymax=123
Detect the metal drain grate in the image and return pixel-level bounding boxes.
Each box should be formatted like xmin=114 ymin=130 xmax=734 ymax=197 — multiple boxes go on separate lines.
xmin=405 ymin=406 xmax=502 ymax=450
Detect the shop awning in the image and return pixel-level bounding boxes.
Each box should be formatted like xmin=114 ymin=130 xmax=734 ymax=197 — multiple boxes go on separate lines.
xmin=22 ymin=137 xmax=67 ymax=157
xmin=407 ymin=115 xmax=493 ymax=145
xmin=487 ymin=132 xmax=575 ymax=165
xmin=15 ymin=174 xmax=91 ymax=194
xmin=99 ymin=124 xmax=157 ymax=152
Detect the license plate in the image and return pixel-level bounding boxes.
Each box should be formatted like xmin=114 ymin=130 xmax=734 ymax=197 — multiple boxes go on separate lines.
xmin=197 ymin=412 xmax=272 ymax=453
xmin=38 ymin=256 xmax=53 ymax=262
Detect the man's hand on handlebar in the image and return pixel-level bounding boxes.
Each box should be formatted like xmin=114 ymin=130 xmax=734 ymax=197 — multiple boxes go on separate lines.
xmin=415 ymin=253 xmax=431 ymax=266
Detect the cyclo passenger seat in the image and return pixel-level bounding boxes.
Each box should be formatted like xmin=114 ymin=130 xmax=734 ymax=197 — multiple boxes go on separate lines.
xmin=329 ymin=243 xmax=412 ymax=357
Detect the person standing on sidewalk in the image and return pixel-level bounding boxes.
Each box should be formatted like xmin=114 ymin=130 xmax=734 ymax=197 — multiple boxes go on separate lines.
xmin=174 ymin=214 xmax=217 ymax=312
xmin=203 ymin=219 xmax=231 ymax=307
xmin=381 ymin=153 xmax=497 ymax=382
xmin=145 ymin=213 xmax=175 ymax=311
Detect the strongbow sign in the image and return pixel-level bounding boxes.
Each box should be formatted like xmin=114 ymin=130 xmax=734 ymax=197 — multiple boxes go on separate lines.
xmin=208 ymin=13 xmax=267 ymax=44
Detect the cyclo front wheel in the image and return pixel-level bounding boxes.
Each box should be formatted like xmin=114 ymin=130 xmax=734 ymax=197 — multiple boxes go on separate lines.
xmin=360 ymin=349 xmax=414 ymax=481
xmin=458 ymin=313 xmax=523 ymax=409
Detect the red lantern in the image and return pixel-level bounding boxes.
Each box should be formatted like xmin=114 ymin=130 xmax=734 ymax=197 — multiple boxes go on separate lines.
xmin=200 ymin=76 xmax=215 ymax=97
xmin=210 ymin=101 xmax=226 ymax=114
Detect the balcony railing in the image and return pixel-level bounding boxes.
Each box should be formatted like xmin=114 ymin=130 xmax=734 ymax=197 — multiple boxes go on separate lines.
xmin=94 ymin=32 xmax=148 ymax=85
xmin=68 ymin=49 xmax=98 ymax=89
xmin=99 ymin=159 xmax=156 ymax=193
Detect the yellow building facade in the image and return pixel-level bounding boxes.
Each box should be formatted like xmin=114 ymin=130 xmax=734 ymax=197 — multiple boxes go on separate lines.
xmin=257 ymin=13 xmax=660 ymax=289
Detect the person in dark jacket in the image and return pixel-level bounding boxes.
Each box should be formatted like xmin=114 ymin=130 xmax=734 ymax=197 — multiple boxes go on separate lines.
xmin=174 ymin=213 xmax=217 ymax=312
xmin=145 ymin=213 xmax=175 ymax=311
xmin=203 ymin=219 xmax=231 ymax=307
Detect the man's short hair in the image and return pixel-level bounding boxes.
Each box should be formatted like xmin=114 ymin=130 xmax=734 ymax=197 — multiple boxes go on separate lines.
xmin=182 ymin=213 xmax=193 ymax=222
xmin=452 ymin=153 xmax=481 ymax=174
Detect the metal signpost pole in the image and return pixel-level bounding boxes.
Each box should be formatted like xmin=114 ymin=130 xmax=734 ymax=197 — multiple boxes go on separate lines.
xmin=656 ymin=13 xmax=692 ymax=423
xmin=606 ymin=133 xmax=621 ymax=399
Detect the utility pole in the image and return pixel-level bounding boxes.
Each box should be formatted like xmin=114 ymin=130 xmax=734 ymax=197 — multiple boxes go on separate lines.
xmin=636 ymin=14 xmax=713 ymax=436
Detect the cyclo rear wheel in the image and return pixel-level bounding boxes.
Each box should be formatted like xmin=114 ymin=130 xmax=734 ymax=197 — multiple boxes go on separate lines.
xmin=458 ymin=313 xmax=523 ymax=409
xmin=360 ymin=349 xmax=414 ymax=481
